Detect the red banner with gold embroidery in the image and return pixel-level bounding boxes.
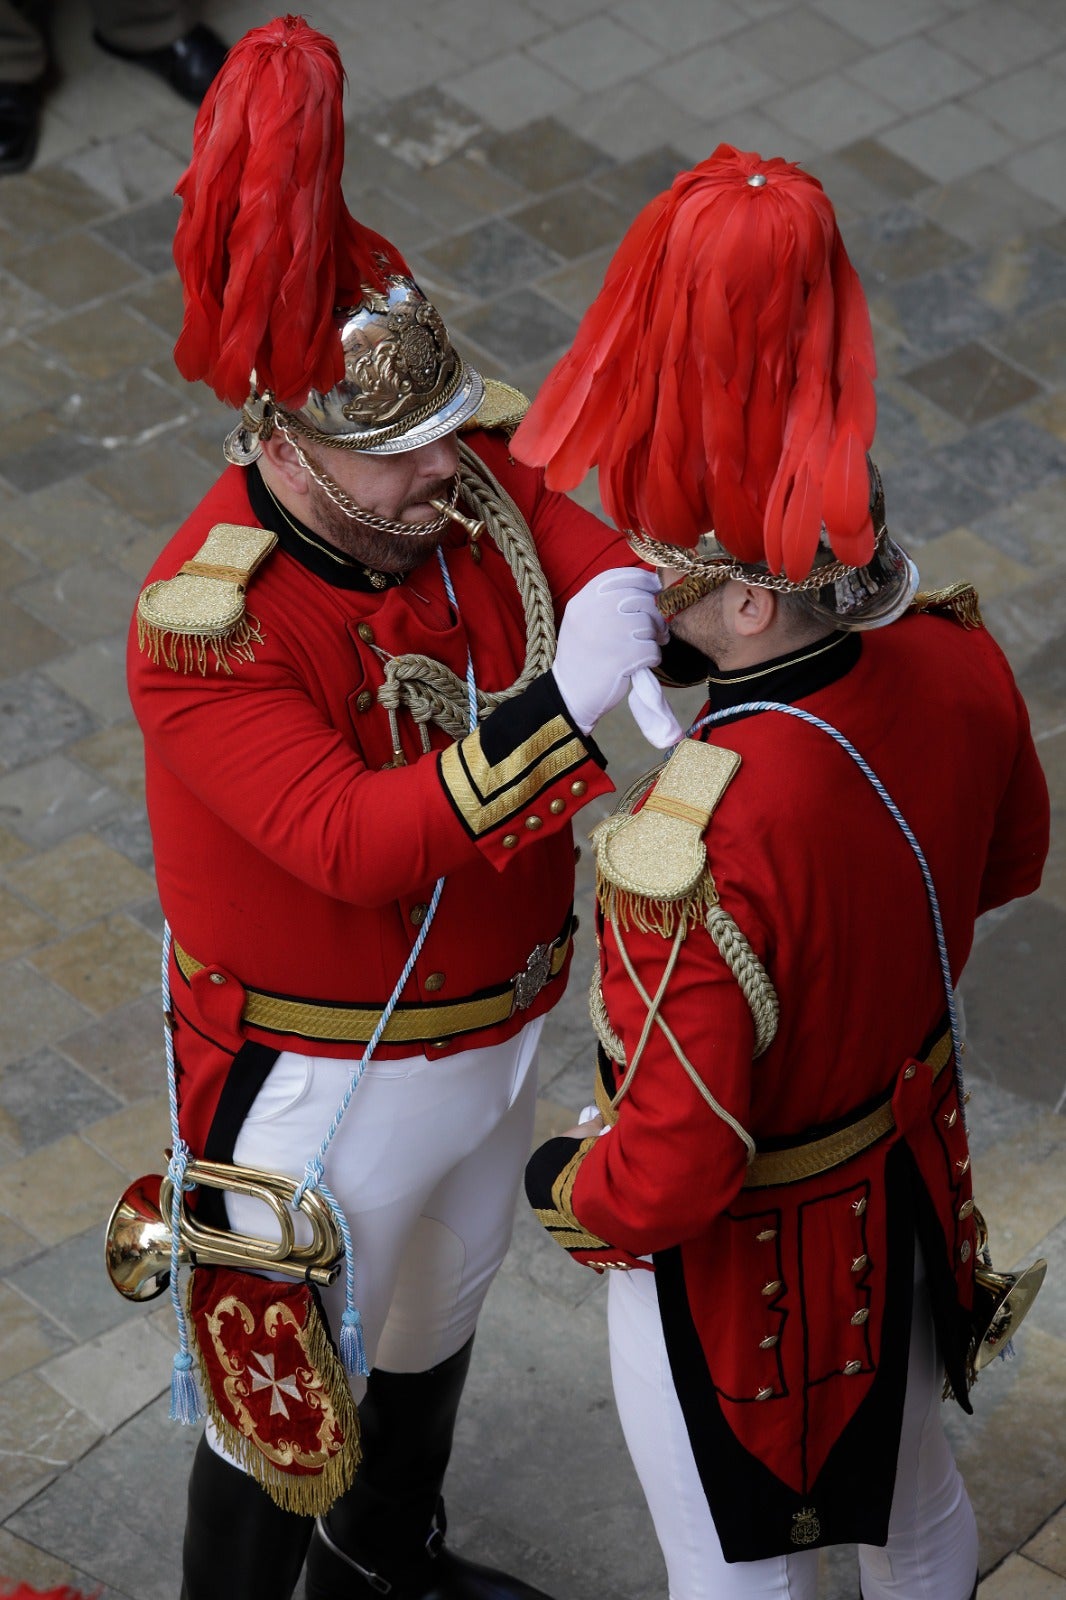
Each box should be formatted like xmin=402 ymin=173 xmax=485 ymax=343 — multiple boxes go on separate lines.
xmin=188 ymin=1265 xmax=360 ymax=1515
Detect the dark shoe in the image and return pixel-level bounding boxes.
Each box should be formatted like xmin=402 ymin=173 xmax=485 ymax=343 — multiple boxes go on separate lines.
xmin=0 ymin=80 xmax=41 ymax=176
xmin=92 ymin=22 xmax=228 ymax=105
xmin=181 ymin=1433 xmax=313 ymax=1600
xmin=306 ymin=1507 xmax=555 ymax=1600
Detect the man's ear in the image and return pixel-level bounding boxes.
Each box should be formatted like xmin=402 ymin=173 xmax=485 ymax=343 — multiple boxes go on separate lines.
xmin=732 ymin=584 xmax=778 ymax=638
xmin=259 ymin=431 xmax=311 ymax=500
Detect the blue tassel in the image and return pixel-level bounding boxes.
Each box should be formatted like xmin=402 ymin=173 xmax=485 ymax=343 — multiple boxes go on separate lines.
xmin=170 ymin=1349 xmax=205 ymax=1424
xmin=340 ymin=1307 xmax=369 ymax=1378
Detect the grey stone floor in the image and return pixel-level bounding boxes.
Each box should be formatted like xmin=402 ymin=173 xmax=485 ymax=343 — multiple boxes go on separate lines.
xmin=0 ymin=0 xmax=1063 ymax=1595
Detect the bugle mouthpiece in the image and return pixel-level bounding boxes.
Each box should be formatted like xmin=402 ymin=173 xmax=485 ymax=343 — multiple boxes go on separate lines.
xmin=429 ymin=499 xmax=485 ymax=539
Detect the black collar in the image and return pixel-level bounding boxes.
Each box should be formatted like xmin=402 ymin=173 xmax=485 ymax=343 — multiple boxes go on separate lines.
xmin=706 ymin=629 xmax=861 ymax=715
xmin=245 ymin=463 xmax=408 ymax=592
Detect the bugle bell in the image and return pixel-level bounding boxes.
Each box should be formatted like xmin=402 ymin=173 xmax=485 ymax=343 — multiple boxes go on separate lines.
xmin=963 ymin=1204 xmax=1047 ymax=1387
xmin=105 ymin=1156 xmax=343 ymax=1302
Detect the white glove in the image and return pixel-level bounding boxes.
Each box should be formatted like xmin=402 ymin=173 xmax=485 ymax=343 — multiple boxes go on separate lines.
xmin=627 ymin=666 xmax=685 ymax=749
xmin=552 ymin=567 xmax=667 ymax=735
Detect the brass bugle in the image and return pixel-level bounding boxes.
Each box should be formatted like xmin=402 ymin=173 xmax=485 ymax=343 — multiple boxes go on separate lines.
xmin=105 ymin=1158 xmax=343 ymax=1302
xmin=429 ymin=498 xmax=485 ymax=539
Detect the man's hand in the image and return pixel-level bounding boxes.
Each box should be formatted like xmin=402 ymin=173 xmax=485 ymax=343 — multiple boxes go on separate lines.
xmin=552 ymin=567 xmax=667 ymax=735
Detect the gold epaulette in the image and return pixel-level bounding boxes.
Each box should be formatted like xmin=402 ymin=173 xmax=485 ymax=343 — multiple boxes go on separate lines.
xmin=137 ymin=523 xmax=278 ymax=675
xmin=592 ymin=739 xmax=741 ymax=938
xmin=460 ymin=378 xmax=530 ymax=436
xmin=909 ymin=582 xmax=983 ymax=629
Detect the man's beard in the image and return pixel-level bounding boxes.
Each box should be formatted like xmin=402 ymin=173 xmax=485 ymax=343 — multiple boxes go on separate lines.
xmin=306 ymin=482 xmax=448 ymax=575
xmin=668 ymin=585 xmax=731 ymax=668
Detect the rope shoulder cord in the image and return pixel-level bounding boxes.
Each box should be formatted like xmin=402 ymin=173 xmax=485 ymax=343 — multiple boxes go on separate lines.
xmin=592 ymin=705 xmax=965 ymax=1169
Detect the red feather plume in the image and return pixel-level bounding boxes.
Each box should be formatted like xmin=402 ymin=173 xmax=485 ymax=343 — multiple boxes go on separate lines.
xmin=512 ymin=145 xmax=877 ymax=580
xmin=172 ymin=15 xmax=408 ymax=407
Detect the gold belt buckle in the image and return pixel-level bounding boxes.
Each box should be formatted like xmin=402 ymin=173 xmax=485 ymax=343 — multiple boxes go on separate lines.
xmin=511 ymin=940 xmax=554 ymax=1015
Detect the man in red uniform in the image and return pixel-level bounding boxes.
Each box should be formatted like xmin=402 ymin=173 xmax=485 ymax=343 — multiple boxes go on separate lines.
xmin=126 ymin=19 xmax=673 ymax=1600
xmin=518 ymin=148 xmax=1049 ymax=1600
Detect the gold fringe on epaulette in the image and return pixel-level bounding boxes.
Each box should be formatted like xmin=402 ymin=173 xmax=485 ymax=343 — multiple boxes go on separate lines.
xmin=187 ymin=1286 xmax=361 ymax=1518
xmin=910 ymin=583 xmax=983 ymax=630
xmin=137 ymin=614 xmax=265 ymax=676
xmin=596 ymin=865 xmax=718 ymax=939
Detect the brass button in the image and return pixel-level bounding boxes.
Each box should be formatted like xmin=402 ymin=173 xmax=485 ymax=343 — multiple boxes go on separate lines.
xmin=850 ymin=1254 xmax=867 ymax=1274
xmin=958 ymin=1198 xmax=974 ymax=1220
xmin=549 ymin=798 xmax=566 ymax=815
xmin=756 ymin=1386 xmax=774 ymax=1401
xmin=209 ymin=972 xmax=226 ymax=986
xmin=903 ymin=1064 xmax=916 ymax=1080
xmin=424 ymin=972 xmax=445 ymax=992
xmin=955 ymin=1156 xmax=970 ymax=1174
xmin=570 ymin=779 xmax=588 ymax=797
xmin=959 ymin=1240 xmax=971 ymax=1263
xmin=944 ymin=1108 xmax=958 ymax=1128
xmin=357 ymin=622 xmax=375 ymax=644
xmin=525 ymin=815 xmax=543 ymax=830
xmin=843 ymin=1360 xmax=863 ymax=1376
xmin=502 ymin=834 xmax=518 ymax=849
xmin=761 ymin=1280 xmax=782 ymax=1297
xmin=759 ymin=1334 xmax=778 ymax=1349
xmin=356 ymin=690 xmax=373 ymax=713
xmin=432 ymin=1040 xmax=448 ymax=1050
xmin=852 ymin=1197 xmax=867 ymax=1216
xmin=410 ymin=904 xmax=428 ymax=926
xmin=850 ymin=1308 xmax=869 ymax=1325
xmin=756 ymin=1228 xmax=777 ymax=1242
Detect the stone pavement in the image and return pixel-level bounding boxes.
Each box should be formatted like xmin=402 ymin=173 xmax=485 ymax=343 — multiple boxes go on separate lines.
xmin=0 ymin=0 xmax=1063 ymax=1594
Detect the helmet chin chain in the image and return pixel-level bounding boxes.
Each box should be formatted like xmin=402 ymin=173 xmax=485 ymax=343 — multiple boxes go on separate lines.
xmin=279 ymin=423 xmax=461 ymax=538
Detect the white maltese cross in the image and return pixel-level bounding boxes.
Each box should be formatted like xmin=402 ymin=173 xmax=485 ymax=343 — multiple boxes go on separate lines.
xmin=248 ymin=1350 xmax=303 ymax=1418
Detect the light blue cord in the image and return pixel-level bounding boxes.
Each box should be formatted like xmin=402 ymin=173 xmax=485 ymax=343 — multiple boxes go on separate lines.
xmin=161 ymin=545 xmax=481 ymax=1391
xmin=161 ymin=922 xmax=204 ymax=1423
xmin=294 ymin=544 xmax=479 ymax=1375
xmin=687 ymin=702 xmax=964 ymax=1114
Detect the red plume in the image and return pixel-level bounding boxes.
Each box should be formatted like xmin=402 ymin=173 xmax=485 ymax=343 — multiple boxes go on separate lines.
xmin=512 ymin=145 xmax=877 ymax=579
xmin=172 ymin=15 xmax=408 ymax=407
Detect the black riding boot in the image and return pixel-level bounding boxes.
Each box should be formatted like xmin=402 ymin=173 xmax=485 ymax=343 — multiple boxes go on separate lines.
xmin=181 ymin=1433 xmax=314 ymax=1600
xmin=303 ymin=1336 xmax=555 ymax=1599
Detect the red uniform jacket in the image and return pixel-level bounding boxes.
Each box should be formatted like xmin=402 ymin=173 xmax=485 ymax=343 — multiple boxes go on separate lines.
xmin=527 ymin=611 xmax=1048 ymax=1560
xmin=128 ymin=430 xmax=623 ymax=1161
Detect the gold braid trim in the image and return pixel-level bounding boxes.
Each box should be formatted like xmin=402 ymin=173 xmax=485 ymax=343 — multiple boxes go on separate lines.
xmin=909 ymin=582 xmax=983 ymax=629
xmin=186 ymin=1279 xmax=361 ymax=1518
xmin=596 ymin=864 xmax=719 ymax=939
xmin=137 ymin=613 xmax=265 ymax=677
xmin=136 ymin=524 xmax=277 ymax=676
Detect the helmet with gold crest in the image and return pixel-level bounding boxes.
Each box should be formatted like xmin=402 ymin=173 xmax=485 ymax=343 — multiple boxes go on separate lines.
xmin=171 ymin=14 xmax=484 ymax=469
xmin=511 ymin=145 xmax=917 ymax=631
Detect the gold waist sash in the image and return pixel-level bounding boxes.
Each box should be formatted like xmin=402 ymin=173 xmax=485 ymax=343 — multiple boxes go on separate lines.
xmin=173 ymin=932 xmax=571 ymax=1046
xmin=743 ymin=1026 xmax=953 ymax=1188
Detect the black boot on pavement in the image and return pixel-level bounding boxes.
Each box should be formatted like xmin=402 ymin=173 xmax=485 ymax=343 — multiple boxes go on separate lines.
xmin=0 ymin=79 xmax=42 ymax=174
xmin=304 ymin=1338 xmax=555 ymax=1600
xmin=92 ymin=23 xmax=228 ymax=105
xmin=181 ymin=1432 xmax=314 ymax=1600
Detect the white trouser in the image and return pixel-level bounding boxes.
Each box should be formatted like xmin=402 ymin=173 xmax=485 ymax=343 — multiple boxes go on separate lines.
xmin=207 ymin=1019 xmax=543 ymax=1467
xmin=607 ymin=1253 xmax=978 ymax=1600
